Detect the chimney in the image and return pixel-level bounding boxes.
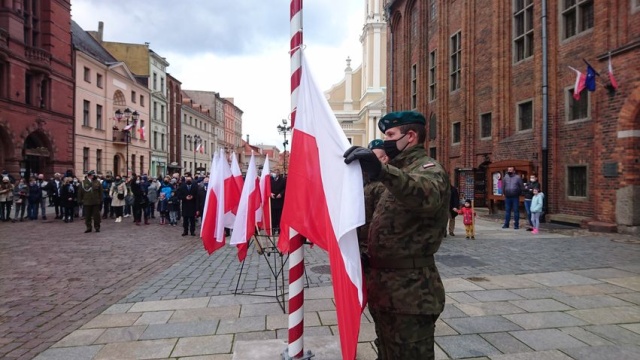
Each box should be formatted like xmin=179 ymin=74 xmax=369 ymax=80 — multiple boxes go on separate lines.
xmin=246 ymin=134 xmax=250 ymax=144
xmin=97 ymin=21 xmax=104 ymax=42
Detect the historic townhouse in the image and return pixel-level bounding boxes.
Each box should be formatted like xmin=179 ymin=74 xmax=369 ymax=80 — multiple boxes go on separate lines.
xmin=167 ymin=74 xmax=183 ymax=175
xmin=385 ymin=0 xmax=640 ymax=234
xmin=72 ymin=21 xmax=150 ymax=177
xmin=180 ymin=91 xmax=217 ymax=175
xmin=0 ymin=0 xmax=74 ymax=177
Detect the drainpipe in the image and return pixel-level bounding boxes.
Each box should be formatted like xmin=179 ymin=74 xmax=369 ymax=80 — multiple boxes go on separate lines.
xmin=541 ymin=0 xmax=549 ymax=221
xmin=384 ymin=1 xmax=394 ymax=112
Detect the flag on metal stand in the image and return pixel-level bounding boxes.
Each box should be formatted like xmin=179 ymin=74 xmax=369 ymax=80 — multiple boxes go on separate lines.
xmin=230 ymin=153 xmax=260 ymax=262
xmin=278 ymin=51 xmax=366 ymax=360
xmin=256 ymin=155 xmax=272 ymax=236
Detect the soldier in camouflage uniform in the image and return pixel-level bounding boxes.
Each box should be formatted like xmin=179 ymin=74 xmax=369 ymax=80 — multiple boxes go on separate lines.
xmin=78 ymin=170 xmax=103 ymax=233
xmin=357 ymin=139 xmax=388 ymax=252
xmin=344 ymin=111 xmax=450 ymax=360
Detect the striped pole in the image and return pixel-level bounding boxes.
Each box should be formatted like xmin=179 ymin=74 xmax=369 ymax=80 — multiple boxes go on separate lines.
xmin=287 ymin=0 xmax=304 ymax=358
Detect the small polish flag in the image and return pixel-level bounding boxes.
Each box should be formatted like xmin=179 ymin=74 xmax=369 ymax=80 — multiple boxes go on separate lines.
xmin=569 ymin=66 xmax=586 ymax=101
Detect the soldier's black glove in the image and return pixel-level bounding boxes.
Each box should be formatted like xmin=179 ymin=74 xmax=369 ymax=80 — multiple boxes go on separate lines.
xmin=343 ymin=146 xmax=382 ymax=180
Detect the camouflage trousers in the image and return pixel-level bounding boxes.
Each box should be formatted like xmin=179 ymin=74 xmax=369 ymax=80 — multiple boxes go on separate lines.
xmin=370 ymin=309 xmax=439 ymax=360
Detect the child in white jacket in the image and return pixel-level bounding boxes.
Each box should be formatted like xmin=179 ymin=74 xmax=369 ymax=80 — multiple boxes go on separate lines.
xmin=530 ymin=188 xmax=544 ymax=234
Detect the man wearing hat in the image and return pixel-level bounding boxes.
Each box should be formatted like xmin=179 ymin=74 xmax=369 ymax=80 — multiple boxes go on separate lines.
xmin=344 ymin=110 xmax=450 ymax=359
xmin=78 ymin=170 xmax=103 ymax=233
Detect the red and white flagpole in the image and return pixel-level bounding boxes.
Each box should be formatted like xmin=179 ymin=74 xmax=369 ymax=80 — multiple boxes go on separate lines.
xmin=287 ymin=0 xmax=305 ymax=358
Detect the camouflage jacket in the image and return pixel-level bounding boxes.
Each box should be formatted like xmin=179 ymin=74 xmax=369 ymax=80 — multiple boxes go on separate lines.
xmin=78 ymin=179 xmax=103 ymax=206
xmin=357 ymin=180 xmax=386 ymax=254
xmin=366 ymin=145 xmax=450 ymax=315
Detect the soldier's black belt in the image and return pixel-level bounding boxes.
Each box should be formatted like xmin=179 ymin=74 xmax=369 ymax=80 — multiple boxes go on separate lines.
xmin=368 ymin=256 xmax=435 ymax=269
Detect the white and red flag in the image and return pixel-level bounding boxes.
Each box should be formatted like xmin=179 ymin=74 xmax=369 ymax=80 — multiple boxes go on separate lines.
xmin=278 ymin=52 xmax=365 ymax=360
xmin=138 ymin=126 xmax=145 ymax=140
xmin=230 ymin=153 xmax=260 ymax=261
xmin=200 ymin=150 xmax=227 ymax=254
xmin=569 ymin=66 xmax=586 ymax=100
xmin=123 ymin=122 xmax=134 ymax=131
xmin=223 ymin=153 xmax=242 ymax=228
xmin=608 ymin=54 xmax=618 ymax=91
xmin=229 ymin=152 xmax=244 ymax=218
xmin=256 ymin=155 xmax=272 ymax=236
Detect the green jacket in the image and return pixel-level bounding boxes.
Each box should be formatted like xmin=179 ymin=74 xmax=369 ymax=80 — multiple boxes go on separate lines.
xmin=366 ymin=145 xmax=450 ymax=315
xmin=78 ymin=179 xmax=103 ymax=206
xmin=357 ymin=180 xmax=386 ymax=254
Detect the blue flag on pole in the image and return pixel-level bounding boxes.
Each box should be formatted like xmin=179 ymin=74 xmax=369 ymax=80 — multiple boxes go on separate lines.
xmin=586 ymin=64 xmax=597 ymax=91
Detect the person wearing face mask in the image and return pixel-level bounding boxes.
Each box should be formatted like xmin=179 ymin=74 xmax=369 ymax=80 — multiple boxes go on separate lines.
xmin=523 ymin=174 xmax=541 ymax=231
xmin=344 ymin=111 xmax=450 ymax=360
xmin=177 ymin=176 xmax=200 ymax=236
xmin=109 ymin=176 xmax=128 ymax=223
xmin=270 ymin=169 xmax=286 ymax=233
xmin=77 ymin=170 xmax=103 ymax=233
xmin=129 ymin=174 xmax=146 ymax=225
xmin=27 ymin=177 xmax=42 ymax=220
xmin=501 ymin=166 xmax=525 ymax=229
xmin=12 ymin=178 xmax=28 ymax=222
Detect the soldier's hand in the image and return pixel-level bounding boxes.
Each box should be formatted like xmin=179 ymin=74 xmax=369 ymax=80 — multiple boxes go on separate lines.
xmin=343 ymin=146 xmax=382 ymax=180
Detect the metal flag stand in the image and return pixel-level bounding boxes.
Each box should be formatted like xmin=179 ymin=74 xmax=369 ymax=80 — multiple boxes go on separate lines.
xmin=233 ymin=228 xmax=310 ymax=313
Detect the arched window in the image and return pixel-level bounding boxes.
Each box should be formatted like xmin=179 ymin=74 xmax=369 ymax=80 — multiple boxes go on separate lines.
xmin=113 ymin=90 xmax=126 ymax=106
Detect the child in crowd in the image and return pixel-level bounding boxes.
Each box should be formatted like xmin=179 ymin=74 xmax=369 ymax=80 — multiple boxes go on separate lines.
xmin=458 ymin=199 xmax=477 ymax=239
xmin=157 ymin=192 xmax=169 ymax=225
xmin=167 ymin=190 xmax=179 ymax=226
xmin=530 ymin=187 xmax=544 ymax=234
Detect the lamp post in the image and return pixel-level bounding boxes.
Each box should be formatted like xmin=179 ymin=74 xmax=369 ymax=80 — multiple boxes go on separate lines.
xmin=114 ymin=108 xmax=140 ymax=176
xmin=186 ymin=134 xmax=201 ymax=175
xmin=276 ymin=118 xmax=292 ymax=175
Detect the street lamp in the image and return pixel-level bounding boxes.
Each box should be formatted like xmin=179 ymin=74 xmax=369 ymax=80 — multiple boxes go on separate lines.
xmin=186 ymin=134 xmax=202 ymax=175
xmin=276 ymin=118 xmax=292 ymax=175
xmin=114 ymin=108 xmax=140 ymax=176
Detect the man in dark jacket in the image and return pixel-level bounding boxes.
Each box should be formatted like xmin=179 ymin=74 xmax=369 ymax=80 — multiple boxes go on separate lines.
xmin=270 ymin=169 xmax=286 ymax=233
xmin=502 ymin=166 xmax=525 ymax=229
xmin=178 ymin=176 xmax=200 ymax=236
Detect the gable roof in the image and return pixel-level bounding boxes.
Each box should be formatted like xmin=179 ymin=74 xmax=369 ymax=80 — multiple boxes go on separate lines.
xmin=71 ymin=20 xmax=118 ymax=64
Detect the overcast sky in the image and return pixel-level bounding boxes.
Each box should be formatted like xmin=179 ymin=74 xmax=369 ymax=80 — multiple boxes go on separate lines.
xmin=71 ymin=0 xmax=364 ymax=150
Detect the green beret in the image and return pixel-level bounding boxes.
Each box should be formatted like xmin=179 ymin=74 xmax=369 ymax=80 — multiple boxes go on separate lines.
xmin=368 ymin=139 xmax=384 ymax=150
xmin=378 ymin=111 xmax=426 ymax=133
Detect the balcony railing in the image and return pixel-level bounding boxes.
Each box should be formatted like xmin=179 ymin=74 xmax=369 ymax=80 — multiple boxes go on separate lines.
xmin=112 ymin=130 xmax=129 ymax=144
xmin=25 ymin=46 xmax=51 ymax=66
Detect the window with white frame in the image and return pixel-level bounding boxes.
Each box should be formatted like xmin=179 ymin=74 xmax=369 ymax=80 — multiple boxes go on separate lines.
xmin=131 ymin=90 xmax=136 ymax=103
xmin=96 ymin=149 xmax=102 ymax=173
xmin=83 ymin=100 xmax=90 ymax=126
xmin=83 ymin=67 xmax=90 ymax=82
xmin=96 ymin=104 xmax=102 ymax=129
xmin=567 ymin=88 xmax=589 ymax=121
xmin=514 ymin=0 xmax=534 ymax=62
xmin=83 ymin=147 xmax=89 ymax=173
xmin=153 ymin=131 xmax=158 ymax=150
xmin=567 ymin=165 xmax=587 ymax=198
xmin=480 ymin=113 xmax=492 ymax=139
xmin=450 ymin=32 xmax=461 ymax=91
xmin=452 ymin=122 xmax=461 ymax=144
xmin=96 ymin=73 xmax=103 ymax=88
xmin=562 ymin=0 xmax=593 ymax=39
xmin=411 ymin=64 xmax=417 ymax=109
xmin=517 ymin=100 xmax=533 ymax=131
xmin=429 ymin=50 xmax=437 ymax=101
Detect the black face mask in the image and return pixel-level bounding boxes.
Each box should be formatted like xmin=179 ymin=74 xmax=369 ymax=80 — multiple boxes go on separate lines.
xmin=186 ymin=181 xmax=192 ymax=185
xmin=383 ymin=133 xmax=408 ymax=160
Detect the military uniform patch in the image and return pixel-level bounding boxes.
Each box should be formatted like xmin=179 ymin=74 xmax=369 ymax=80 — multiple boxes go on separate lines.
xmin=423 ymin=163 xmax=435 ymax=169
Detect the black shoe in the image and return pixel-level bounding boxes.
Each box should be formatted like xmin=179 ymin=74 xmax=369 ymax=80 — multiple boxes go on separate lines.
xmin=84 ymin=229 xmax=92 ymax=233
xmin=182 ymin=233 xmax=188 ymax=236
xmin=42 ymin=216 xmax=47 ymax=220
xmin=471 ymin=236 xmax=475 ymax=240
xmin=191 ymin=233 xmax=195 ymax=236
xmin=526 ymin=228 xmax=533 ymax=231
xmin=514 ymin=226 xmax=520 ymax=230
xmin=501 ymin=225 xmax=509 ymax=229
xmin=95 ymin=228 xmax=100 ymax=232
xmin=449 ymin=232 xmax=455 ymax=236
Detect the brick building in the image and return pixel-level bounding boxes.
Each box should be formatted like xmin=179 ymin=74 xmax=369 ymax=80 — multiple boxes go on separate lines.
xmin=384 ymin=0 xmax=640 ymax=234
xmin=0 ymin=0 xmax=74 ymax=178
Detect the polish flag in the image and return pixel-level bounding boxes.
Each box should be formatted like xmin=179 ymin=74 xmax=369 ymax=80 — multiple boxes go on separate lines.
xmin=138 ymin=126 xmax=145 ymax=141
xmin=229 ymin=152 xmax=244 ymax=218
xmin=196 ymin=143 xmax=204 ymax=154
xmin=569 ymin=66 xmax=586 ymax=101
xmin=200 ymin=150 xmax=227 ymax=254
xmin=223 ymin=153 xmax=242 ymax=228
xmin=608 ymin=55 xmax=618 ymax=91
xmin=278 ymin=52 xmax=365 ymax=360
xmin=230 ymin=153 xmax=260 ymax=261
xmin=256 ymin=155 xmax=272 ymax=236
xmin=123 ymin=122 xmax=134 ymax=131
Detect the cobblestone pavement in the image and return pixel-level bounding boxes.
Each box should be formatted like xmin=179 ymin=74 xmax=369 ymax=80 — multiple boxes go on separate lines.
xmin=2 ymin=207 xmax=640 ymax=359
